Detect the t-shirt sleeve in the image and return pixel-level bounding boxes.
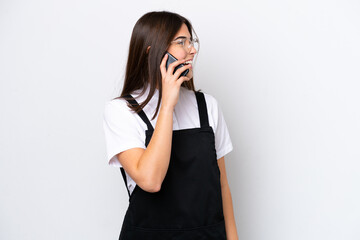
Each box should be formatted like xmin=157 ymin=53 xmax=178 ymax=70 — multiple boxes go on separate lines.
xmin=209 ymin=95 xmax=234 ymax=160
xmin=102 ymin=100 xmax=146 ymax=168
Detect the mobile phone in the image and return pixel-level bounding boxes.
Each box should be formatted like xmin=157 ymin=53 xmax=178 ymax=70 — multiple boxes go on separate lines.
xmin=165 ymin=52 xmax=189 ymax=77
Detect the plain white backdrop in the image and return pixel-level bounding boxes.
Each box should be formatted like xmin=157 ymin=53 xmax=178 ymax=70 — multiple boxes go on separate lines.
xmin=1 ymin=0 xmax=359 ymax=239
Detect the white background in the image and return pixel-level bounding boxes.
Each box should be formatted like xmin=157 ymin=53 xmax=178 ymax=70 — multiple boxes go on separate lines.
xmin=1 ymin=0 xmax=359 ymax=239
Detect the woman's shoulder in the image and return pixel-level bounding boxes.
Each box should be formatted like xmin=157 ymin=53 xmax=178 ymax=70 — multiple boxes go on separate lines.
xmin=104 ymin=97 xmax=128 ymax=112
xmin=181 ymin=86 xmax=217 ymax=101
xmin=181 ymin=87 xmax=219 ymax=109
xmin=104 ymin=88 xmax=219 ymax=118
xmin=103 ymin=97 xmax=137 ymax=122
xmin=179 ymin=87 xmax=220 ymax=121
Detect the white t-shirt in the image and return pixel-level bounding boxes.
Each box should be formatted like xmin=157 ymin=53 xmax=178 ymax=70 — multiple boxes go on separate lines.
xmin=102 ymin=84 xmax=233 ymax=195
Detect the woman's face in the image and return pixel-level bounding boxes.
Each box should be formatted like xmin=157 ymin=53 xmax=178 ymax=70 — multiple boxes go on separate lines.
xmin=166 ymin=23 xmax=197 ymax=79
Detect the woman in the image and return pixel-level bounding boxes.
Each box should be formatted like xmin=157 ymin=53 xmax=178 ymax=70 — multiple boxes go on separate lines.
xmin=103 ymin=11 xmax=238 ymax=239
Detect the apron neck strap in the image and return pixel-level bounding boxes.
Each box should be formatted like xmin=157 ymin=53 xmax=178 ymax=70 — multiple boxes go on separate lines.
xmin=123 ymin=94 xmax=154 ymax=131
xmin=195 ymin=91 xmax=210 ymax=128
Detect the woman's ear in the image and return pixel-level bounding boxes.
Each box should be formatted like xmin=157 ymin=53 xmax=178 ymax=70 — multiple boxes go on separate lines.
xmin=146 ymin=46 xmax=151 ymax=54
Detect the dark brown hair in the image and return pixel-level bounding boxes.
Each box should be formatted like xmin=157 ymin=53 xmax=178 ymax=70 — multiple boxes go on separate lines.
xmin=113 ymin=11 xmax=201 ymax=120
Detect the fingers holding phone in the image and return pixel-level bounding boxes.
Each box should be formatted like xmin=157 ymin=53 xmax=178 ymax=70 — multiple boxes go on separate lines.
xmin=161 ymin=53 xmax=192 ymax=78
xmin=165 ymin=52 xmax=191 ymax=77
xmin=159 ymin=52 xmax=192 ymax=109
xmin=160 ymin=52 xmax=192 ymax=82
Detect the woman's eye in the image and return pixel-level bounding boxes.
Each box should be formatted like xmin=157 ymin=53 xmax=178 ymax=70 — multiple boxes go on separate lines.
xmin=178 ymin=40 xmax=185 ymax=45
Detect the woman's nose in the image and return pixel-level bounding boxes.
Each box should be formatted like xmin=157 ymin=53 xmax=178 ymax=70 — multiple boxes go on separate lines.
xmin=189 ymin=45 xmax=197 ymax=55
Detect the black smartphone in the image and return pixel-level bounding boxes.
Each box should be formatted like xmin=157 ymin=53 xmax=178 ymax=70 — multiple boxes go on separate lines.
xmin=165 ymin=52 xmax=189 ymax=77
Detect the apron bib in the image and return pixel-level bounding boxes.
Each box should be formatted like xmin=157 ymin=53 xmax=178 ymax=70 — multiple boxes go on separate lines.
xmin=119 ymin=91 xmax=226 ymax=239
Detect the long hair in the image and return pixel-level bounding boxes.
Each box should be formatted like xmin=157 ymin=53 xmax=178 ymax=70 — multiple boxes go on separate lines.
xmin=113 ymin=11 xmax=200 ymax=120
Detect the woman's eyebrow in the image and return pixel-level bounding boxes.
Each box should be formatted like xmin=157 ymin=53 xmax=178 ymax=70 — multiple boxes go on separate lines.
xmin=173 ymin=36 xmax=190 ymax=40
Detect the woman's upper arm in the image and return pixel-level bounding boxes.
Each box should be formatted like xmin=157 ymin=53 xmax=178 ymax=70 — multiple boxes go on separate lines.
xmin=103 ymin=100 xmax=145 ymax=165
xmin=103 ymin=100 xmax=157 ymax=192
xmin=204 ymin=94 xmax=234 ymax=160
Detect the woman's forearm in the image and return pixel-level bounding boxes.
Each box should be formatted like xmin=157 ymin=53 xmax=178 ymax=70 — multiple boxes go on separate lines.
xmin=137 ymin=105 xmax=174 ymax=191
xmin=222 ymin=183 xmax=239 ymax=240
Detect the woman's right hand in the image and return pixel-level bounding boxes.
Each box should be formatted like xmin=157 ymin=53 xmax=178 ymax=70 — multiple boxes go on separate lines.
xmin=159 ymin=54 xmax=192 ymax=110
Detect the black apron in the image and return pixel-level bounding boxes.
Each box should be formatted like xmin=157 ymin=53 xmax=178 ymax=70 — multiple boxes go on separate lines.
xmin=118 ymin=91 xmax=226 ymax=239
